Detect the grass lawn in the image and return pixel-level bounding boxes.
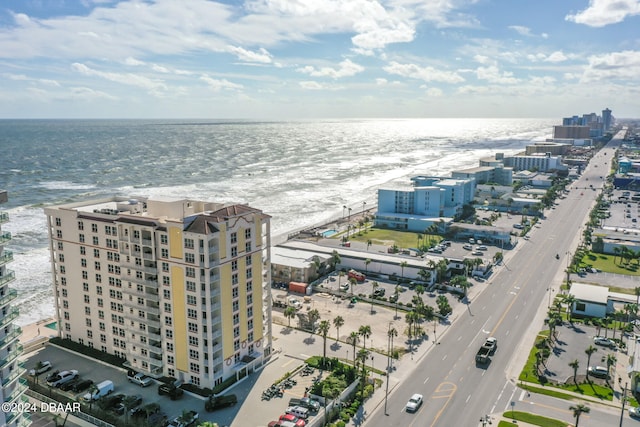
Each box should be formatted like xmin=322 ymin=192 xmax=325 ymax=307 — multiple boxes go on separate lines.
xmin=580 ymin=251 xmax=639 ymax=276
xmin=335 ymin=227 xmax=441 ymax=250
xmin=503 ymin=410 xmax=567 ymax=427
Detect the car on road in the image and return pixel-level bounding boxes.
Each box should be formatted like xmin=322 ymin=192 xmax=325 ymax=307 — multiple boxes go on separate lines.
xmin=593 ymin=336 xmax=616 ymax=348
xmin=587 ymin=366 xmax=609 ymax=379
xmin=29 ymin=361 xmax=52 ymax=376
xmin=405 ymin=393 xmax=423 ymax=413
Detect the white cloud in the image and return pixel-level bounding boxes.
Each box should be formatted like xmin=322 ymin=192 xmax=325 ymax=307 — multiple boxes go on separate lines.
xmin=473 ymin=55 xmax=491 ymax=64
xmin=376 ymin=78 xmax=388 ymax=85
xmin=565 ymin=0 xmax=640 ymax=27
xmin=425 ymin=87 xmax=443 ymax=97
xmin=297 ymin=59 xmax=364 ymax=79
xmin=71 ymin=62 xmax=168 ymax=95
xmin=529 ymin=76 xmax=556 ymax=85
xmin=299 ymin=81 xmax=324 ymax=90
xmin=581 ymin=50 xmax=640 ymax=82
xmin=152 ymin=64 xmax=170 ymax=73
xmin=199 ymin=75 xmax=244 ymax=91
xmin=475 ymin=66 xmax=519 ymax=84
xmin=69 ymin=86 xmax=118 ymax=100
xmin=508 ymin=25 xmax=533 ymax=37
xmin=544 ymin=51 xmax=568 ymax=63
xmin=226 ymin=46 xmax=273 ymax=64
xmin=124 ymin=57 xmax=145 ymax=66
xmin=383 ymin=61 xmax=465 ymax=83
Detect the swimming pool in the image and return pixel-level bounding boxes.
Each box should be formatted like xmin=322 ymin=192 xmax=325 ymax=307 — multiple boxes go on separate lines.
xmin=321 ymin=229 xmax=338 ymax=238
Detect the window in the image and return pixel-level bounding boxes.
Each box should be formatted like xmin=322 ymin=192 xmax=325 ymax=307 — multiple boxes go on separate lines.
xmin=92 ymin=236 xmax=99 ymax=245
xmin=190 ymin=365 xmax=200 ymax=375
xmin=189 ymin=336 xmax=199 ymax=346
xmin=167 ymin=342 xmax=174 ymax=352
xmin=186 ymin=281 xmax=196 ymax=292
xmin=184 ymin=238 xmax=194 ymax=249
xmin=164 ymin=303 xmax=172 ymax=313
xmin=247 ymin=319 xmax=253 ymax=330
xmin=233 ymin=313 xmax=239 ymax=325
xmin=232 ymin=287 xmax=239 ymax=299
xmin=165 ymin=329 xmax=173 ymax=339
xmin=100 ymin=334 xmax=106 ymax=343
xmin=59 ymin=266 xmax=65 ymax=274
xmin=58 ymin=253 xmax=64 ymax=262
xmin=97 ymin=298 xmax=103 ymax=307
xmin=232 ymin=301 xmax=239 ymax=312
xmin=245 ymin=242 xmax=251 ymax=252
xmin=161 ymin=235 xmax=168 ymax=244
xmin=247 ymin=306 xmax=253 ymax=318
xmin=162 ymin=262 xmax=169 ymax=272
xmin=57 ymin=241 xmax=64 ymax=250
xmin=84 ymin=306 xmax=91 ymax=315
xmin=79 ymin=234 xmax=85 ymax=243
xmin=91 ymin=224 xmax=98 ymax=233
xmin=163 ymin=276 xmax=171 ymax=286
xmin=95 ymin=274 xmax=102 ymax=283
xmin=246 ymin=281 xmax=253 ymax=292
xmin=81 ymin=259 xmax=87 ymax=268
xmin=185 ymin=253 xmax=195 ymax=263
xmin=163 ymin=289 xmax=171 ymax=299
xmin=85 ymin=318 xmax=92 ymax=327
xmin=232 ymin=273 xmax=238 ymax=285
xmin=246 ymin=294 xmax=253 ymax=305
xmin=82 ymin=271 xmax=88 ymax=279
xmin=234 ymin=339 xmax=240 ymax=351
xmin=55 ymin=217 xmax=62 ymax=226
xmin=161 ymin=248 xmax=168 ymax=258
xmin=165 ymin=317 xmax=172 ymax=326
xmin=231 ymin=260 xmax=238 ymax=271
xmin=61 ymin=277 xmax=67 ymax=286
xmin=99 ymin=322 xmax=105 ymax=331
xmin=186 ymin=267 xmax=196 ymax=278
xmin=93 ymin=248 xmax=100 ymax=258
xmin=233 ymin=326 xmax=240 ymax=338
xmin=187 ymin=309 xmax=197 ymax=319
xmin=245 ymin=228 xmax=251 ymax=239
xmin=62 ymin=289 xmax=68 ymax=297
xmin=80 ymin=246 xmax=86 ymax=255
xmin=94 ymin=261 xmax=101 ymax=270
xmin=84 ymin=295 xmax=90 ymax=304
xmin=246 ymin=268 xmax=252 ymax=279
xmin=78 ymin=221 xmax=84 ymax=230
xmin=189 ymin=349 xmax=199 ymax=360
xmin=246 ymin=255 xmax=252 ymax=266
xmin=188 ymin=322 xmax=198 ymax=333
xmin=98 ymin=310 xmax=104 ymax=319
xmin=230 ymin=232 xmax=237 ymax=243
xmin=56 ymin=230 xmax=62 ymax=239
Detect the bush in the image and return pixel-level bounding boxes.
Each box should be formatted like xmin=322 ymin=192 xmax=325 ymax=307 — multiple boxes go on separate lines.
xmin=182 ymin=382 xmax=212 ymax=397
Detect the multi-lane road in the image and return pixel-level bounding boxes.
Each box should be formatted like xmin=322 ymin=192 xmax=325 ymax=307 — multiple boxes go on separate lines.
xmin=367 ymin=133 xmax=623 ymax=426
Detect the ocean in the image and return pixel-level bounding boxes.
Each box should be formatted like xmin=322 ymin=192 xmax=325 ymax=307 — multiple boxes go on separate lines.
xmin=0 ymin=118 xmax=556 ymax=325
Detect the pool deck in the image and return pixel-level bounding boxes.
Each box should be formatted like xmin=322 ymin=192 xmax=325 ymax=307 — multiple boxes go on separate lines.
xmin=19 ymin=317 xmax=57 ymax=354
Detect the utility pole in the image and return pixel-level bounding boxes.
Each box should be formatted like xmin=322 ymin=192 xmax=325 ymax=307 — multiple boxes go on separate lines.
xmin=620 ymin=380 xmax=628 ymax=427
xmin=384 ymin=322 xmax=392 ymax=415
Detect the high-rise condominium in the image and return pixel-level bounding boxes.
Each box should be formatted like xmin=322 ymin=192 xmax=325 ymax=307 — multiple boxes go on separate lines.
xmin=45 ymin=196 xmax=272 ymax=389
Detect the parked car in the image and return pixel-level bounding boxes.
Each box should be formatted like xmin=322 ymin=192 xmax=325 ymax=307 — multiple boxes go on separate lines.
xmin=373 ymin=288 xmax=385 ymax=297
xmin=587 ymin=366 xmax=609 ymax=379
xmin=127 ymin=371 xmax=153 ymax=387
xmin=113 ymin=395 xmax=143 ymax=416
xmin=158 ymin=382 xmax=184 ymax=400
xmin=46 ymin=370 xmax=79 ymax=388
xmin=29 ymin=361 xmax=52 ymax=376
xmin=476 ymin=245 xmax=488 ymax=251
xmin=339 ymin=283 xmax=349 ymax=291
xmin=462 ymin=244 xmax=473 ymax=250
xmin=405 ymin=393 xmax=423 ymax=413
xmin=59 ymin=378 xmax=81 ymax=392
xmin=279 ymin=413 xmax=306 ymax=427
xmin=630 ymin=406 xmax=640 ymax=418
xmin=471 ymin=251 xmax=483 ymax=256
xmin=72 ymin=379 xmax=94 ymax=393
xmin=594 ymin=336 xmax=616 ymax=348
xmin=389 ymin=293 xmax=398 ymax=303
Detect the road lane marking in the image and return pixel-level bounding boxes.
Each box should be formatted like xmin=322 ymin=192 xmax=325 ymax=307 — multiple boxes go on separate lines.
xmin=429 ymin=382 xmax=457 ymax=427
xmin=424 ymin=376 xmax=429 ymax=384
xmin=466 ymin=394 xmax=471 ymax=403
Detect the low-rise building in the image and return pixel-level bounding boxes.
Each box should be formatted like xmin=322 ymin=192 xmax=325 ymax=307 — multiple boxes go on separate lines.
xmin=568 ymin=283 xmax=612 ymax=318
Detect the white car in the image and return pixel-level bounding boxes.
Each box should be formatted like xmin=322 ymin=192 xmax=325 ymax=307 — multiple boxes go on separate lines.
xmin=46 ymin=369 xmax=79 ymax=387
xmin=593 ymin=336 xmax=615 ymax=348
xmin=29 ymin=361 xmax=52 ymax=376
xmin=630 ymin=406 xmax=640 ymax=418
xmin=587 ymin=366 xmax=609 ymax=379
xmin=471 ymin=251 xmax=483 ymax=256
xmin=462 ymin=244 xmax=473 ymax=250
xmin=405 ymin=393 xmax=423 ymax=413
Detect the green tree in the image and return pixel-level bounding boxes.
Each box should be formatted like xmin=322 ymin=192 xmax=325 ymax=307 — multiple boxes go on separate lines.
xmin=399 ymin=261 xmax=408 ymax=283
xmin=606 ymin=353 xmax=616 ymax=378
xmin=337 ymin=270 xmax=345 ymax=292
xmin=450 ymin=275 xmax=470 ymax=298
xmin=370 ymin=281 xmax=379 ymax=313
xmin=569 ymin=403 xmax=590 ymax=427
xmin=332 ymin=315 xmax=344 ymax=342
xmin=356 ymin=348 xmax=371 ymax=396
xmin=436 ymin=295 xmax=452 ymax=317
xmin=318 ymin=320 xmax=330 ymax=365
xmin=122 ymin=395 xmax=142 ymax=425
xmin=349 ymin=277 xmax=357 ymax=295
xmin=359 ymin=325 xmax=372 ymax=351
xmin=569 ymin=359 xmax=580 ymax=385
xmin=284 ymin=306 xmax=297 ymax=327
xmin=307 ymin=309 xmax=320 ymax=333
xmin=331 ymin=250 xmax=341 ymax=271
xmin=563 ymin=294 xmax=576 ymax=323
xmin=349 ymin=331 xmax=359 ymax=366
xmin=364 ymin=258 xmax=371 ymax=275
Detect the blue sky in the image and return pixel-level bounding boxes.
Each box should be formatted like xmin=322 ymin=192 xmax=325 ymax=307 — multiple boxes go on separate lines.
xmin=1 ymin=0 xmax=639 ymax=119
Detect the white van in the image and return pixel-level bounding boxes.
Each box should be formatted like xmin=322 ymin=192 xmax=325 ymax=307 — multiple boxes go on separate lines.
xmin=285 ymin=406 xmax=309 ymax=419
xmin=83 ymin=380 xmax=114 ymax=401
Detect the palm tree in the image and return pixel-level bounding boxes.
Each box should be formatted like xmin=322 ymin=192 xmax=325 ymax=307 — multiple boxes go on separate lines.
xmin=606 ymin=354 xmax=616 ymax=378
xmin=370 ymin=282 xmax=379 ymax=313
xmin=337 ymin=270 xmax=345 ymax=292
xmin=585 ymin=345 xmax=598 ymax=376
xmin=359 ymin=325 xmax=372 ymax=350
xmin=399 ymin=261 xmax=408 ymax=284
xmin=86 ymin=383 xmax=99 ymax=410
xmin=423 ymin=305 xmax=436 ymax=340
xmin=635 ymin=287 xmax=640 ymax=314
xmin=569 ymin=403 xmax=590 ymax=427
xmin=122 ymin=394 xmax=141 ymax=425
xmin=563 ymin=294 xmax=576 ymax=323
xmin=569 ymin=359 xmax=580 ymax=385
xmin=307 ymin=309 xmax=320 ymax=333
xmin=364 ymin=258 xmax=371 ymax=275
xmin=318 ymin=320 xmax=330 ymax=365
xmin=331 ymin=250 xmax=341 ymax=271
xmin=333 ymin=315 xmax=344 ymax=342
xmin=349 ymin=277 xmax=357 ymax=295
xmin=436 ymin=259 xmax=449 ymax=283
xmin=417 ymin=268 xmax=431 ymax=284
xmin=284 ymin=306 xmax=297 ymax=327
xmin=349 ymin=331 xmax=359 ymax=365
xmin=394 ymin=285 xmax=400 ymax=318
xmin=388 ymin=326 xmax=398 ymax=358
xmin=357 ymin=348 xmax=370 ymax=396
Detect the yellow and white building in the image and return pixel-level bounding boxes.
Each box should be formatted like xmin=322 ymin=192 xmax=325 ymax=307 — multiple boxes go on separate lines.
xmin=1 ymin=190 xmax=30 ymax=427
xmin=45 ymin=196 xmax=272 ymax=389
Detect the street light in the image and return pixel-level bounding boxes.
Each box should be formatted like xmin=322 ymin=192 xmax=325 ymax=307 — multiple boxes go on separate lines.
xmin=619 ymin=379 xmax=628 ymax=427
xmin=384 ymin=322 xmax=394 ymax=415
xmin=348 ymin=207 xmax=352 ymax=221
xmin=362 ymin=201 xmax=367 ymax=215
xmin=342 ymin=205 xmax=347 ymax=219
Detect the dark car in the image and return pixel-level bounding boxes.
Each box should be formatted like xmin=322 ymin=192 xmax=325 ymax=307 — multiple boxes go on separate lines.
xmin=59 ymin=378 xmax=81 ymax=392
xmin=158 ymin=382 xmax=184 ymax=400
xmin=113 ymin=395 xmax=142 ymax=416
xmin=72 ymin=379 xmax=93 ymax=393
xmin=373 ymin=288 xmax=385 ymax=297
xmin=98 ymin=393 xmax=125 ymax=411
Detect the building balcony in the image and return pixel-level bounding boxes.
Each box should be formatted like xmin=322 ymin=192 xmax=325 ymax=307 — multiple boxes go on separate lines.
xmin=0 ymin=270 xmax=16 ymax=287
xmin=124 ymin=301 xmax=160 ymax=316
xmin=142 ymin=237 xmax=153 ymax=246
xmin=1 ymin=364 xmax=26 ymax=387
xmin=0 ymin=250 xmax=13 ymax=267
xmin=127 ymin=274 xmax=158 ymax=287
xmin=0 ymin=288 xmax=18 ymax=309
xmin=142 ymin=252 xmax=154 ymax=261
xmin=121 ymin=259 xmax=158 ymax=275
xmin=0 ymin=344 xmax=23 ymax=370
xmin=3 ymin=378 xmax=29 ymax=405
xmin=0 ymin=326 xmax=21 ymax=350
xmin=0 ymin=211 xmax=9 ymax=224
xmin=0 ymin=307 xmax=19 ymax=330
xmin=0 ymin=231 xmax=12 ymax=245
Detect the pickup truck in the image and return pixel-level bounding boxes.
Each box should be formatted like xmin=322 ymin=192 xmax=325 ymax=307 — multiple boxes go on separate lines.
xmin=167 ymin=410 xmax=198 ymax=427
xmin=288 ymin=397 xmax=320 ymax=412
xmin=204 ymin=394 xmax=238 ymax=412
xmin=127 ymin=371 xmax=153 ymax=387
xmin=475 ymin=337 xmax=497 ymax=365
xmin=158 ymin=382 xmax=184 ymax=400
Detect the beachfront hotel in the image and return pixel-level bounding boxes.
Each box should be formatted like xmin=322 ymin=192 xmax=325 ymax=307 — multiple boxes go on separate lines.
xmin=1 ymin=190 xmax=31 ymax=427
xmin=44 ymin=196 xmax=272 ymax=389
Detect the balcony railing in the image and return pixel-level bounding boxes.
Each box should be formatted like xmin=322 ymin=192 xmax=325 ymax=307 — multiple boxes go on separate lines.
xmin=3 ymin=378 xmax=28 ymax=404
xmin=0 ymin=270 xmax=16 ymax=286
xmin=0 ymin=326 xmax=21 ymax=350
xmin=0 ymin=288 xmax=18 ymax=308
xmin=0 ymin=250 xmax=13 ymax=267
xmin=0 ymin=343 xmax=23 ymax=370
xmin=1 ymin=364 xmax=26 ymax=387
xmin=0 ymin=231 xmax=11 ymax=245
xmin=0 ymin=308 xmax=19 ymax=329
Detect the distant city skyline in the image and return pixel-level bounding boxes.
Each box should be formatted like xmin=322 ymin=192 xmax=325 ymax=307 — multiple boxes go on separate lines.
xmin=0 ymin=0 xmax=639 ymax=119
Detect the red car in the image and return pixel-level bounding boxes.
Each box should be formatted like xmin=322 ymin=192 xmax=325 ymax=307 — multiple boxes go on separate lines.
xmin=279 ymin=413 xmax=306 ymax=426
